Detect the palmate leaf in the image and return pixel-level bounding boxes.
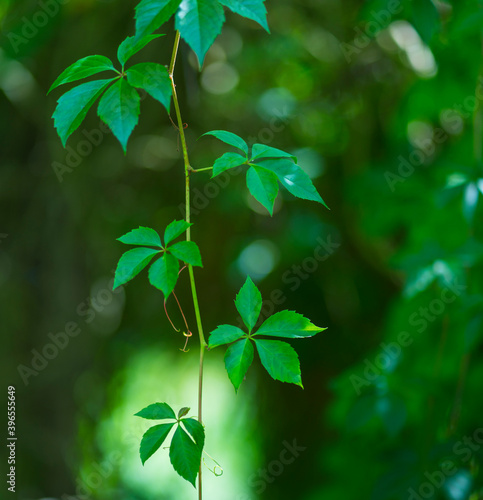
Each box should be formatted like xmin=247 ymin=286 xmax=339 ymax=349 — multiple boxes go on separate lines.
xmin=208 ymin=324 xmax=246 ymax=348
xmin=53 ymin=78 xmax=115 ymax=146
xmin=118 ymin=33 xmax=164 ymax=67
xmin=246 ymin=165 xmax=279 ymax=215
xmin=139 ymin=423 xmax=175 ymax=465
xmin=202 ymin=130 xmax=249 ymax=154
xmin=218 ymin=0 xmax=269 ymax=32
xmin=225 ymin=338 xmax=254 ymax=392
xmin=97 ymin=78 xmax=141 ymax=153
xmin=48 ymin=55 xmax=117 ymax=94
xmin=255 ymin=310 xmax=326 ymax=338
xmin=169 ymin=241 xmax=203 ymax=267
xmin=126 ymin=62 xmax=172 ymax=112
xmin=175 ymin=0 xmax=225 ymax=66
xmin=212 ymin=152 xmax=247 ymax=177
xmin=235 ymin=276 xmax=262 ymax=332
xmin=254 ymin=339 xmax=303 ymax=387
xmin=135 ymin=0 xmax=182 ymax=39
xmin=117 ymin=226 xmax=163 ymax=247
xmin=169 ymin=423 xmax=204 ymax=487
xmin=113 ymin=247 xmax=160 ymax=289
xmin=149 ymin=252 xmax=179 ymax=297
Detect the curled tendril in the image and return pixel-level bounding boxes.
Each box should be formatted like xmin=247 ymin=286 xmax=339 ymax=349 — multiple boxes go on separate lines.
xmin=203 ymin=450 xmax=224 ymax=477
xmin=180 ymin=330 xmax=193 ymax=352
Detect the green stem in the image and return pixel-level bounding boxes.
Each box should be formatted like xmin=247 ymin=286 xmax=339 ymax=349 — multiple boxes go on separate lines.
xmin=168 ymin=30 xmax=207 ymax=500
xmin=192 ymin=167 xmax=213 ymax=173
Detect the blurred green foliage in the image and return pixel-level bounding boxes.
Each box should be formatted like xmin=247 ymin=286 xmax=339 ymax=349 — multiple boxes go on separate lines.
xmin=1 ymin=0 xmax=483 ymax=499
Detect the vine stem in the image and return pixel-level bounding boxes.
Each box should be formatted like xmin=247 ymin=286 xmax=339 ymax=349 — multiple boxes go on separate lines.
xmin=168 ymin=30 xmax=207 ymax=500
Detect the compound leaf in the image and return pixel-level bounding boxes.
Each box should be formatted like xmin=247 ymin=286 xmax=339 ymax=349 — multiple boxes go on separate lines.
xmin=135 ymin=402 xmax=176 ymax=420
xmin=175 ymin=0 xmax=225 ymax=66
xmin=117 ymin=226 xmax=163 ymax=247
xmin=246 ymin=165 xmax=279 ymax=215
xmin=48 ymin=55 xmax=117 ymax=94
xmin=235 ymin=276 xmax=262 ymax=332
xmin=208 ymin=324 xmax=246 ymax=348
xmin=255 ymin=310 xmax=326 ymax=338
xmin=169 ymin=241 xmax=203 ymax=267
xmin=254 ymin=339 xmax=303 ymax=387
xmin=97 ymin=78 xmax=140 ymax=153
xmin=225 ymin=338 xmax=254 ymax=392
xmin=53 ymin=78 xmax=115 ymax=147
xmin=113 ymin=247 xmax=160 ymax=289
xmin=148 ymin=252 xmax=179 ymax=297
xmin=126 ymin=62 xmax=172 ymax=112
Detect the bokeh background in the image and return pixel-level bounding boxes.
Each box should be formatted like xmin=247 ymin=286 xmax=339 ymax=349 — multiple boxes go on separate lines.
xmin=2 ymin=0 xmax=483 ymax=499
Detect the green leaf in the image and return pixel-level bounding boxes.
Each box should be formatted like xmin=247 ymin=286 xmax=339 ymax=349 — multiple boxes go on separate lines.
xmin=178 ymin=407 xmax=190 ymax=418
xmin=175 ymin=0 xmax=225 ymax=66
xmin=235 ymin=276 xmax=262 ymax=332
xmin=254 ymin=339 xmax=303 ymax=387
xmin=169 ymin=241 xmax=203 ymax=267
xmin=412 ymin=0 xmax=440 ymax=44
xmin=135 ymin=402 xmax=177 ymax=420
xmin=212 ymin=152 xmax=247 ymax=177
xmin=118 ymin=34 xmax=164 ymax=67
xmin=48 ymin=55 xmax=117 ymax=94
xmin=148 ymin=252 xmax=179 ymax=297
xmin=97 ymin=78 xmax=140 ymax=153
xmin=202 ymin=130 xmax=248 ymax=154
xmin=139 ymin=423 xmax=175 ymax=464
xmin=218 ymin=0 xmax=269 ymax=32
xmin=117 ymin=226 xmax=163 ymax=247
xmin=255 ymin=158 xmax=328 ymax=208
xmin=169 ymin=424 xmax=203 ymax=487
xmin=255 ymin=310 xmax=326 ymax=338
xmin=53 ymin=79 xmax=115 ymax=147
xmin=126 ymin=62 xmax=172 ymax=113
xmin=113 ymin=247 xmax=160 ymax=289
xmin=164 ymin=220 xmax=191 ymax=246
xmin=208 ymin=324 xmax=246 ymax=348
xmin=246 ymin=165 xmax=279 ymax=215
xmin=225 ymin=338 xmax=254 ymax=392
xmin=251 ymin=143 xmax=296 ymax=162
xmin=135 ymin=0 xmax=182 ymax=39
xmin=181 ymin=418 xmax=205 ymax=451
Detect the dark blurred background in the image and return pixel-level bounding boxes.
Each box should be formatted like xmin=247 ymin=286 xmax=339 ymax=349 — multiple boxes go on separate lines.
xmin=2 ymin=0 xmax=483 ymax=499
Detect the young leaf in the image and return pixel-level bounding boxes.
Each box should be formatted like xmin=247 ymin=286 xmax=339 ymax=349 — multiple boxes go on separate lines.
xmin=164 ymin=220 xmax=191 ymax=246
xmin=202 ymin=130 xmax=248 ymax=154
xmin=255 ymin=158 xmax=328 ymax=208
xmin=225 ymin=338 xmax=254 ymax=392
xmin=181 ymin=418 xmax=205 ymax=452
xmin=218 ymin=0 xmax=269 ymax=32
xmin=48 ymin=55 xmax=117 ymax=94
xmin=178 ymin=407 xmax=190 ymax=419
xmin=135 ymin=402 xmax=176 ymax=420
xmin=208 ymin=324 xmax=246 ymax=348
xmin=169 ymin=241 xmax=203 ymax=267
xmin=212 ymin=152 xmax=247 ymax=177
xmin=148 ymin=252 xmax=179 ymax=297
xmin=254 ymin=339 xmax=303 ymax=387
xmin=255 ymin=310 xmax=326 ymax=338
xmin=175 ymin=0 xmax=225 ymax=66
xmin=246 ymin=165 xmax=279 ymax=215
xmin=126 ymin=62 xmax=172 ymax=112
xmin=135 ymin=0 xmax=182 ymax=39
xmin=113 ymin=247 xmax=160 ymax=289
xmin=250 ymin=143 xmax=296 ymax=162
xmin=53 ymin=79 xmax=115 ymax=146
xmin=117 ymin=226 xmax=163 ymax=247
xmin=235 ymin=276 xmax=262 ymax=333
xmin=139 ymin=423 xmax=175 ymax=464
xmin=169 ymin=424 xmax=203 ymax=487
xmin=118 ymin=34 xmax=164 ymax=67
xmin=97 ymin=78 xmax=140 ymax=153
